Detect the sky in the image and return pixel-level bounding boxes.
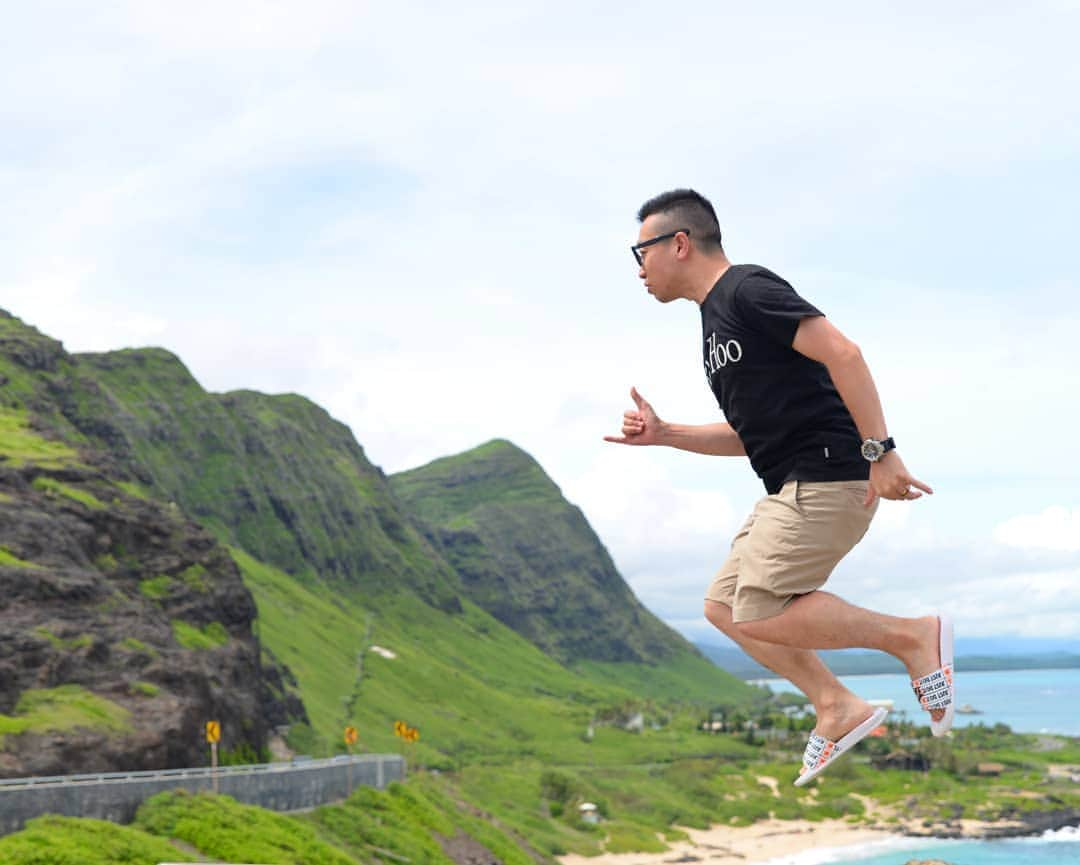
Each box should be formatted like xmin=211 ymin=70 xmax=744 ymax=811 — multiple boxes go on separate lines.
xmin=2 ymin=2 xmax=1077 ymax=649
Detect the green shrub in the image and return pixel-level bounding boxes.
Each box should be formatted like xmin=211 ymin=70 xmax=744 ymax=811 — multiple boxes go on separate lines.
xmin=94 ymin=552 xmax=118 ymax=571
xmin=219 ymin=742 xmax=269 ymax=766
xmin=0 ymin=685 xmax=131 ymax=746
xmin=180 ymin=563 xmax=210 ymax=592
xmin=135 ymin=790 xmax=355 ymax=865
xmin=0 ymin=408 xmax=81 ymax=469
xmin=138 ymin=575 xmax=172 ymax=600
xmin=172 ymin=620 xmax=229 ymax=650
xmin=285 ymin=721 xmax=324 ymax=756
xmin=117 ymin=637 xmax=160 ymax=658
xmin=0 ymin=814 xmax=195 ymax=865
xmin=0 ymin=545 xmax=38 ymax=568
xmin=32 ymin=476 xmax=105 ymax=509
xmin=34 ymin=627 xmax=93 ymax=651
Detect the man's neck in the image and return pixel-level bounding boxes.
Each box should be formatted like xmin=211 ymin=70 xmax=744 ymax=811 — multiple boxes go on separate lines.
xmin=688 ymin=257 xmax=732 ymax=305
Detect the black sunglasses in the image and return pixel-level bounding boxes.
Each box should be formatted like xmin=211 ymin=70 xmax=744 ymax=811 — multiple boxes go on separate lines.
xmin=631 ymin=228 xmax=690 ymax=266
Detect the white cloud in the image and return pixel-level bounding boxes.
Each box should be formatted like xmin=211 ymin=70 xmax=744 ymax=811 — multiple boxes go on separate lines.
xmin=994 ymin=507 xmax=1080 ymax=552
xmin=3 ymin=1 xmax=1080 ymax=641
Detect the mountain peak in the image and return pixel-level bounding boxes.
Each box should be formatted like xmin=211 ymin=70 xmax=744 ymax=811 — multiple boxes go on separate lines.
xmin=391 ymin=441 xmax=694 ymax=666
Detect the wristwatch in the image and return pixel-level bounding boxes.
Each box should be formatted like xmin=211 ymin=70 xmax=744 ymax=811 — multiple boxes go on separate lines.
xmin=860 ymin=437 xmax=896 ymax=462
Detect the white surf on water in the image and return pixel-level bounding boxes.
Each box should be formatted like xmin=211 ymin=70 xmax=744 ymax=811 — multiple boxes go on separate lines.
xmin=1027 ymin=824 xmax=1080 ymax=842
xmin=757 ymin=834 xmax=935 ymax=865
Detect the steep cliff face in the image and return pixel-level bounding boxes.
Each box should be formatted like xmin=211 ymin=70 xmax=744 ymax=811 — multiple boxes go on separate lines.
xmin=0 ymin=311 xmax=304 ymax=777
xmin=73 ymin=349 xmax=461 ymax=611
xmin=390 ymin=440 xmax=697 ymax=666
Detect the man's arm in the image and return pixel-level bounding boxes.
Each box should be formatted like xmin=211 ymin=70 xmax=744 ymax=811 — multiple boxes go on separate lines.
xmin=604 ymin=387 xmax=747 ymax=456
xmin=792 ymin=315 xmax=932 ymax=504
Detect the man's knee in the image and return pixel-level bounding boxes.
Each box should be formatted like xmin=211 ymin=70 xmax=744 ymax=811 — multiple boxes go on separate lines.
xmin=704 ymin=599 xmax=734 ymax=631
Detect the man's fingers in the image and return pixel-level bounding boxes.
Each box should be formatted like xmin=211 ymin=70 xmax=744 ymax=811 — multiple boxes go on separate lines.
xmin=603 ymin=435 xmax=629 ymax=444
xmin=630 ymin=386 xmax=648 ymax=411
xmin=910 ymin=478 xmax=934 ymax=495
xmin=863 ymin=485 xmax=878 ymax=508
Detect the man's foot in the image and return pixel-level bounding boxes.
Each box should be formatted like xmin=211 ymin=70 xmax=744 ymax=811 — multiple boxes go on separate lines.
xmin=794 ymin=706 xmax=889 ymax=787
xmin=904 ymin=615 xmax=948 ymax=724
xmin=907 ymin=614 xmax=955 ymax=736
xmin=813 ymin=695 xmax=878 ymax=742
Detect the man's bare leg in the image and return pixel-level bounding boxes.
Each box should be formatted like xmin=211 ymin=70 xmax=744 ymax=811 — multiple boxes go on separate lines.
xmin=733 ymin=590 xmax=945 ymax=722
xmin=705 ymin=600 xmax=876 ymax=741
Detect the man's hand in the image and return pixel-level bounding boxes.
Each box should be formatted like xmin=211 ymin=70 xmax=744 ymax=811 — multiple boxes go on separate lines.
xmin=604 ymin=387 xmax=666 ymax=446
xmin=866 ymin=451 xmax=934 ymax=506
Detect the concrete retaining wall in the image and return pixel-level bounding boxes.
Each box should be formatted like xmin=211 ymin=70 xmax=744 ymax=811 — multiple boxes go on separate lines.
xmin=0 ymin=754 xmax=405 ymax=836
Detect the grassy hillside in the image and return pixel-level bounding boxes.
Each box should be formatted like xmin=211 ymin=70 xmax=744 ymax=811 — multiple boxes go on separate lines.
xmin=4 ymin=728 xmax=1080 ymax=865
xmin=235 ymin=546 xmax=762 ymax=758
xmin=71 ymin=348 xmax=760 ymax=742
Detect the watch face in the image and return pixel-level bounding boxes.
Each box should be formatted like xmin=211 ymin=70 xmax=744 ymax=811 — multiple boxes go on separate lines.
xmin=861 ymin=439 xmax=884 ymax=462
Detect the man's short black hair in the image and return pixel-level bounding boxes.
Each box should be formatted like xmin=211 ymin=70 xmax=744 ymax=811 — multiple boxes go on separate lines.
xmin=637 ymin=188 xmax=722 ymax=251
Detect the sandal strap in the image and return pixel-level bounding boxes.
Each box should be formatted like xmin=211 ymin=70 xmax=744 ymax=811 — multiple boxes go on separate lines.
xmin=802 ymin=732 xmax=838 ymax=770
xmin=911 ymin=664 xmax=954 ymax=710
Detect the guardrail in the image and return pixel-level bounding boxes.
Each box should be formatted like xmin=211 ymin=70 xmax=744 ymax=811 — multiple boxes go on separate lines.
xmin=0 ymin=754 xmax=363 ymax=790
xmin=0 ymin=753 xmax=405 ymax=837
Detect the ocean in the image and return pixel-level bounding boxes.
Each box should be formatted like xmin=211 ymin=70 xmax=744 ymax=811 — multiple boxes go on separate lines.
xmin=754 ymin=668 xmax=1080 ymax=864
xmin=760 ymin=826 xmax=1080 ymax=865
xmin=754 ymin=667 xmax=1080 ymax=737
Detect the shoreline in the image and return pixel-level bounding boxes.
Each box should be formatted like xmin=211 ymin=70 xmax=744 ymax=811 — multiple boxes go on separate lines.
xmin=559 ymin=820 xmax=898 ymax=865
xmin=557 ymin=810 xmax=1080 ymax=865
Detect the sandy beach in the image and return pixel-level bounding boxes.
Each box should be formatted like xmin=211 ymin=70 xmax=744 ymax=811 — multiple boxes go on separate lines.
xmin=557 ymin=808 xmax=1049 ymax=865
xmin=559 ymin=819 xmax=898 ymax=865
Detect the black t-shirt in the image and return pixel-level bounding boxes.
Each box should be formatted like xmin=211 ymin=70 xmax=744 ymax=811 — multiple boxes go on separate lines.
xmin=701 ymin=264 xmax=868 ymax=494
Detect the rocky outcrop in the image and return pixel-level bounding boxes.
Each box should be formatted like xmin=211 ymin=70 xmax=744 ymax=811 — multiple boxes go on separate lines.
xmin=0 ymin=311 xmax=304 ymax=777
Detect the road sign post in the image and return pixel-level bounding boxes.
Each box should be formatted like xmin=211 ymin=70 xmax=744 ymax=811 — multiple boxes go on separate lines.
xmin=206 ymin=720 xmax=221 ymax=794
xmin=344 ymin=726 xmax=358 ymax=795
xmin=394 ymin=721 xmax=419 ymax=766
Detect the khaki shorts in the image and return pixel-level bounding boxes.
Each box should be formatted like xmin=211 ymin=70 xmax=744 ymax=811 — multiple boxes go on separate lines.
xmin=705 ymin=480 xmax=877 ymax=623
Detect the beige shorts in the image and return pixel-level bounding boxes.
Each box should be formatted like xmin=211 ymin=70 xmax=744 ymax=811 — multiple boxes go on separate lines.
xmin=705 ymin=480 xmax=877 ymax=623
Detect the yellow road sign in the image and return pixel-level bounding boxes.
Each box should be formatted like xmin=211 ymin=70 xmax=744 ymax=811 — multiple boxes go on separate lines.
xmin=205 ymin=720 xmax=221 ymax=744
xmin=344 ymin=725 xmax=358 ymax=745
xmin=394 ymin=720 xmax=406 ymax=737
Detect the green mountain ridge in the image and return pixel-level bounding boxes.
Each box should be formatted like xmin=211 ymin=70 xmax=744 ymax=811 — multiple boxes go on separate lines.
xmin=0 ymin=307 xmax=758 ymax=774
xmin=75 ymin=347 xmax=461 ymax=610
xmin=391 ymin=439 xmax=695 ymax=665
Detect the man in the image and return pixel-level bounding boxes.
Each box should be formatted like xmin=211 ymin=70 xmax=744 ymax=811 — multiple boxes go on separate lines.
xmin=605 ymin=189 xmax=954 ymax=786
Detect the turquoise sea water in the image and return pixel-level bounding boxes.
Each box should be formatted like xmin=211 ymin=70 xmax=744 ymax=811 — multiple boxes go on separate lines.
xmin=754 ymin=668 xmax=1080 ymax=864
xmin=755 ymin=667 xmax=1080 ymax=737
xmin=759 ymin=826 xmax=1080 ymax=865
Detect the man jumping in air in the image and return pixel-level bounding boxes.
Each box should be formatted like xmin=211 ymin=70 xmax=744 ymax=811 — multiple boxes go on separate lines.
xmin=605 ymin=189 xmax=954 ymax=785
